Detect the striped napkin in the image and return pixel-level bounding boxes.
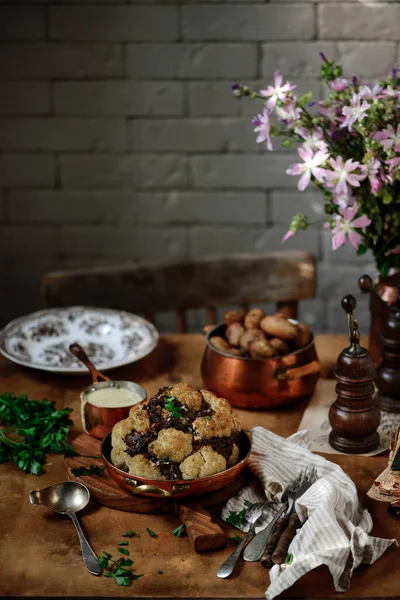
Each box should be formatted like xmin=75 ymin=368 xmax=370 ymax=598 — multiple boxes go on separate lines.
xmin=221 ymin=427 xmax=397 ymax=599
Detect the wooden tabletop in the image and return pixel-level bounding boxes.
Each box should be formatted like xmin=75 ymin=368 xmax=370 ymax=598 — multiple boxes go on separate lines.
xmin=0 ymin=334 xmax=399 ymax=599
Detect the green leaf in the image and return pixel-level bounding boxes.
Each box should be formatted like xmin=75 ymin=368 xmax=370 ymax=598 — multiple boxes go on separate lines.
xmin=171 ymin=524 xmax=186 ymax=537
xmin=103 ymin=572 xmax=113 ymax=578
xmin=98 ymin=555 xmax=110 ymax=569
xmin=118 ymin=541 xmax=129 ymax=546
xmin=119 ymin=558 xmax=133 ymax=567
xmin=229 ymin=533 xmax=240 ymax=544
xmin=356 ymin=244 xmax=368 ymax=256
xmin=226 ymin=507 xmax=246 ymax=529
xmin=118 ymin=547 xmax=129 ymax=555
xmin=281 ymin=139 xmax=292 ymax=148
xmin=71 ymin=464 xmax=104 ymax=477
xmin=132 ymin=574 xmax=143 ymax=580
xmin=158 ymin=570 xmax=164 ymax=575
xmin=102 ymin=551 xmax=113 ymax=559
xmin=113 ymin=575 xmax=132 ymax=586
xmin=286 ymin=553 xmax=294 ymax=565
xmin=122 ymin=529 xmax=139 ymax=538
xmin=164 ymin=397 xmax=184 ymax=419
xmin=147 ymin=528 xmax=157 ymax=538
xmin=382 ymin=189 xmax=393 ymax=205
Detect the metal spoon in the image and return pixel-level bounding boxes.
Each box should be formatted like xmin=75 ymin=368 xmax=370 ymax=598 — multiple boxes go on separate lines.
xmin=29 ymin=481 xmax=101 ymax=576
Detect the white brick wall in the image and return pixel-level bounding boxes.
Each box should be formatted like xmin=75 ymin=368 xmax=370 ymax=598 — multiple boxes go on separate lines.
xmin=0 ymin=0 xmax=391 ymax=332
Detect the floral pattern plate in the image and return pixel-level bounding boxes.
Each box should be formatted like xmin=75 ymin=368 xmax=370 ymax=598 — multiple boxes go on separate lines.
xmin=0 ymin=307 xmax=159 ymax=374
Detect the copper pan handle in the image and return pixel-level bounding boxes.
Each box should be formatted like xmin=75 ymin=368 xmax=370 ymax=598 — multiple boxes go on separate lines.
xmin=275 ymin=360 xmax=320 ymax=381
xmin=69 ymin=343 xmax=111 ymax=383
xmin=124 ymin=478 xmax=172 ymax=497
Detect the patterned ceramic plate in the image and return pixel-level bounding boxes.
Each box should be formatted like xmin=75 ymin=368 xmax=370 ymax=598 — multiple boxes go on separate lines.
xmin=0 ymin=307 xmax=159 ymax=374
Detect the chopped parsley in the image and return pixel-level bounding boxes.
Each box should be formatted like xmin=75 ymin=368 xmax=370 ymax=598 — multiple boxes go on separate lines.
xmin=71 ymin=464 xmax=104 ymax=477
xmin=164 ymin=396 xmax=184 ymax=419
xmin=98 ymin=552 xmax=142 ymax=587
xmin=204 ymin=416 xmax=211 ymax=421
xmin=225 ymin=507 xmax=247 ymax=529
xmin=229 ymin=533 xmax=240 ymax=544
xmin=147 ymin=528 xmax=157 ymax=538
xmin=118 ymin=541 xmax=128 ymax=546
xmin=171 ymin=524 xmax=186 ymax=537
xmin=167 ymin=385 xmax=173 ymax=389
xmin=158 ymin=570 xmax=164 ymax=575
xmin=180 ymin=558 xmax=185 ymax=562
xmin=118 ymin=547 xmax=129 ymax=555
xmin=122 ymin=529 xmax=140 ymax=538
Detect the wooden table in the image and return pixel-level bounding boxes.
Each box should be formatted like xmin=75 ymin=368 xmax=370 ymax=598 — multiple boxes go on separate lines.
xmin=0 ymin=334 xmax=398 ymax=599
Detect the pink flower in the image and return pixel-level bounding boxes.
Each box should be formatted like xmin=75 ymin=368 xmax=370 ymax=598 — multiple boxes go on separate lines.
xmin=332 ymin=193 xmax=354 ymax=209
xmin=332 ymin=203 xmax=371 ymax=251
xmin=252 ymin=108 xmax=273 ymax=151
xmin=286 ymin=144 xmax=329 ymax=191
xmin=382 ymin=86 xmax=400 ymax=98
xmin=282 ymin=230 xmax=295 ymax=243
xmin=329 ymin=78 xmax=348 ymax=92
xmin=375 ymin=124 xmax=400 ymax=153
xmin=340 ymin=94 xmax=370 ymax=131
xmin=386 ymin=157 xmax=400 ymax=172
xmin=295 ymin=126 xmax=327 ymax=151
xmin=260 ymin=72 xmax=296 ymax=110
xmin=359 ymin=84 xmax=382 ymax=99
xmin=364 ymin=157 xmax=381 ymax=193
xmin=325 ymin=156 xmax=367 ymax=195
xmin=386 ymin=246 xmax=400 ymax=256
xmin=275 ymin=99 xmax=302 ymax=128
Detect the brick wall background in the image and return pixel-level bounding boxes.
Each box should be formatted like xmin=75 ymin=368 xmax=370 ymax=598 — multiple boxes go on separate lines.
xmin=1 ymin=0 xmax=392 ymax=334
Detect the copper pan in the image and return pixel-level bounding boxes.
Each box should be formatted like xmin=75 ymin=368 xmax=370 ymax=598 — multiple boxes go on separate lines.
xmin=101 ymin=431 xmax=251 ymax=500
xmin=201 ymin=323 xmax=320 ymax=410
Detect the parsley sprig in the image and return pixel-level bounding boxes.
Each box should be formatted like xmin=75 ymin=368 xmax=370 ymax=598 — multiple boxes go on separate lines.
xmin=225 ymin=507 xmax=247 ymax=529
xmin=171 ymin=524 xmax=186 ymax=537
xmin=164 ymin=396 xmax=184 ymax=419
xmin=71 ymin=464 xmax=104 ymax=477
xmin=98 ymin=552 xmax=143 ymax=587
xmin=0 ymin=393 xmax=75 ymax=475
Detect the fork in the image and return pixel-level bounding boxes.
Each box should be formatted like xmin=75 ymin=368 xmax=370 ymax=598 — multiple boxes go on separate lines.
xmin=243 ymin=470 xmax=306 ymax=563
xmin=216 ymin=501 xmax=267 ymax=579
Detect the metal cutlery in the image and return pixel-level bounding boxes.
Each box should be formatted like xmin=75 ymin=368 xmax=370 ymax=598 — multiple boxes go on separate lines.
xmin=216 ymin=501 xmax=267 ymax=579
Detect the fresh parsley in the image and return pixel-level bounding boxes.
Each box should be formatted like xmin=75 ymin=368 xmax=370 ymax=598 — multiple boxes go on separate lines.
xmin=171 ymin=524 xmax=186 ymax=537
xmin=158 ymin=570 xmax=163 ymax=575
xmin=0 ymin=392 xmax=74 ymax=475
xmin=71 ymin=464 xmax=104 ymax=477
xmin=204 ymin=416 xmax=211 ymax=421
xmin=118 ymin=547 xmax=129 ymax=555
xmin=122 ymin=529 xmax=140 ymax=538
xmin=229 ymin=533 xmax=241 ymax=544
xmin=147 ymin=528 xmax=157 ymax=538
xmin=118 ymin=541 xmax=129 ymax=546
xmin=164 ymin=396 xmax=184 ymax=419
xmin=98 ymin=552 xmax=142 ymax=587
xmin=225 ymin=507 xmax=247 ymax=529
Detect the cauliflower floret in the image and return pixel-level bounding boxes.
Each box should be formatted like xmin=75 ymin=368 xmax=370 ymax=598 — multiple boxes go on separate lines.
xmin=227 ymin=444 xmax=240 ymax=467
xmin=180 ymin=447 xmax=226 ymax=480
xmin=111 ymin=417 xmax=136 ymax=452
xmin=170 ymin=383 xmax=203 ymax=411
xmin=148 ymin=428 xmax=193 ymax=463
xmin=125 ymin=454 xmax=163 ymax=480
xmin=128 ymin=404 xmax=150 ymax=433
xmin=111 ymin=446 xmax=128 ymax=470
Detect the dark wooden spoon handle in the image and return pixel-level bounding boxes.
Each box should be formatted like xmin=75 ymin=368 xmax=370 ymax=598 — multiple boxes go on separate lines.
xmin=271 ymin=513 xmax=301 ymax=565
xmin=261 ymin=515 xmax=289 ymax=568
xmin=69 ymin=343 xmax=111 ymax=383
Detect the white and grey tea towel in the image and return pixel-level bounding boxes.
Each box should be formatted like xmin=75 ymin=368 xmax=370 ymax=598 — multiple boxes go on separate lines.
xmin=221 ymin=427 xmax=398 ymax=600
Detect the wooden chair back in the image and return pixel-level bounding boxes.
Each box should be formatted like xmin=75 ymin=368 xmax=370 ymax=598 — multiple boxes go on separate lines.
xmin=41 ymin=251 xmax=316 ymax=333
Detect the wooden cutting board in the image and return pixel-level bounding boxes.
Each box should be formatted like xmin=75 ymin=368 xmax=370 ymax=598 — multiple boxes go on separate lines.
xmin=65 ymin=433 xmax=248 ymax=552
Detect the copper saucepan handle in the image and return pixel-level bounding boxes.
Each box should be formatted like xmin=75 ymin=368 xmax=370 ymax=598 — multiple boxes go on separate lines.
xmin=69 ymin=343 xmax=111 ymax=383
xmin=124 ymin=478 xmax=173 ymax=497
xmin=275 ymin=360 xmax=321 ymax=381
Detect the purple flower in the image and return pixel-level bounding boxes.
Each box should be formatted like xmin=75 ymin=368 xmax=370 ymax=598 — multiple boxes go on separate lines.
xmin=382 ymin=85 xmax=400 ymax=98
xmin=340 ymin=94 xmax=370 ymax=131
xmin=331 ymin=203 xmax=371 ymax=251
xmin=295 ymin=126 xmax=326 ymax=151
xmin=375 ymin=124 xmax=400 ymax=153
xmin=260 ymin=72 xmax=296 ymax=110
xmin=252 ymin=108 xmax=273 ymax=151
xmin=386 ymin=157 xmax=400 ymax=172
xmin=359 ymin=84 xmax=382 ymax=99
xmin=325 ymin=156 xmax=367 ymax=195
xmin=276 ymin=99 xmax=302 ymax=129
xmin=329 ymin=78 xmax=348 ymax=93
xmin=386 ymin=246 xmax=400 ymax=256
xmin=286 ymin=144 xmax=329 ymax=191
xmin=332 ymin=192 xmax=354 ymax=209
xmin=319 ymin=52 xmax=328 ymax=63
xmin=364 ymin=157 xmax=381 ymax=194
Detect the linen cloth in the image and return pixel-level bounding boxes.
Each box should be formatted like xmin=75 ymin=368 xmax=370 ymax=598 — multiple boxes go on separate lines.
xmin=221 ymin=427 xmax=397 ymax=600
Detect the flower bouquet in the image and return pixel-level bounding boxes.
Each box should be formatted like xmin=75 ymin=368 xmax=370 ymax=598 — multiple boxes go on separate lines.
xmin=232 ymin=55 xmax=400 ymax=276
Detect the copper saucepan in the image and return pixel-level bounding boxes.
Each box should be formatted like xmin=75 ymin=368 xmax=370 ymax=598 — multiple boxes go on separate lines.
xmin=201 ymin=323 xmax=320 ymax=410
xmin=101 ymin=430 xmax=251 ymax=500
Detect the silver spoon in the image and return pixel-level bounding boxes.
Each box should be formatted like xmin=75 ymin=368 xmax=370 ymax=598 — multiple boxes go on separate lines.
xmin=29 ymin=481 xmax=101 ymax=576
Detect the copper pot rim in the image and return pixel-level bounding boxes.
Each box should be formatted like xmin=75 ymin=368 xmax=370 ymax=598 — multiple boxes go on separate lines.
xmin=101 ymin=429 xmax=251 ymax=486
xmin=204 ymin=321 xmax=315 ymax=362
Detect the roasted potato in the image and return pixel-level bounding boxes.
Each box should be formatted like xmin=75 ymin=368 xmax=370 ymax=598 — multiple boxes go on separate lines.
xmin=260 ymin=314 xmax=297 ymax=341
xmin=210 ymin=336 xmax=231 ymax=352
xmin=239 ymin=328 xmax=265 ymax=352
xmin=224 ymin=310 xmax=245 ymax=326
xmin=226 ymin=322 xmax=244 ymax=347
xmin=294 ymin=323 xmax=313 ymax=349
xmin=244 ymin=308 xmax=265 ymax=330
xmin=269 ymin=337 xmax=291 ymax=355
xmin=248 ymin=339 xmax=276 ymax=359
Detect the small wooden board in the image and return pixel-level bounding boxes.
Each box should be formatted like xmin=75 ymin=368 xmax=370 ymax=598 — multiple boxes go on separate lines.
xmin=65 ymin=433 xmax=247 ymax=514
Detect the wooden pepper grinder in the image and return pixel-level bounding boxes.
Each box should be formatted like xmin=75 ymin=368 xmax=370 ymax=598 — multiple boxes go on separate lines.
xmin=377 ymin=286 xmax=400 ymax=413
xmin=329 ymin=294 xmax=380 ymax=454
